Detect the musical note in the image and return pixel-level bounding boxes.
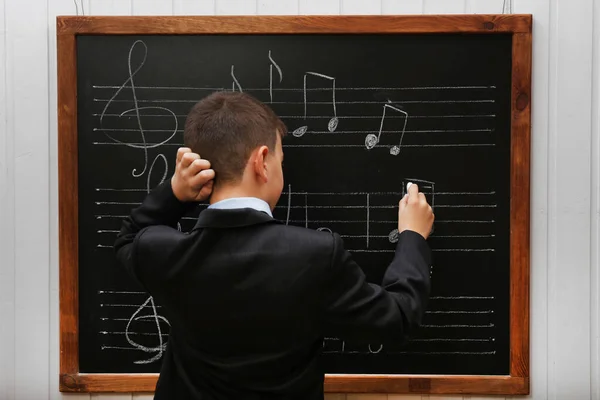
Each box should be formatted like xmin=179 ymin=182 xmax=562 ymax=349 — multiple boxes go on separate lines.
xmin=99 ymin=40 xmax=178 ymax=177
xmin=268 ymin=50 xmax=283 ymax=103
xmin=231 ymin=65 xmax=243 ymax=92
xmin=292 ymin=72 xmax=338 ymax=137
xmin=364 ymin=103 xmax=409 ymax=156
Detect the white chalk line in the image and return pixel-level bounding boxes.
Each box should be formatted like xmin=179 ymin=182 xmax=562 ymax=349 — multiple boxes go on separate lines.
xmin=421 ymin=323 xmax=495 ymax=328
xmin=92 ymin=142 xmax=496 ymax=148
xmin=94 ymin=113 xmax=496 ymax=119
xmin=323 ymin=350 xmax=497 ymax=355
xmin=94 ymin=189 xmax=494 ymax=196
xmin=430 ymin=296 xmax=495 ymax=300
xmin=100 ymin=331 xmax=168 ymax=336
xmin=274 ymin=204 xmax=496 ymax=210
xmin=99 ymin=290 xmax=146 ymax=294
xmin=92 ymin=85 xmax=496 ymax=91
xmin=92 ymin=128 xmax=494 ymax=134
xmin=93 ymin=98 xmax=496 ymax=105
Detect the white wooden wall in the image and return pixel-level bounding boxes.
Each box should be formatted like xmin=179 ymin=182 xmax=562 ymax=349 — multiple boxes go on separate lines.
xmin=0 ymin=0 xmax=598 ymax=399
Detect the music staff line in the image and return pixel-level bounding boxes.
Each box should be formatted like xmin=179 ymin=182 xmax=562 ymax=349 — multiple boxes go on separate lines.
xmin=93 ymin=84 xmax=497 ymax=91
xmin=94 ymin=187 xmax=496 ymax=196
xmin=95 ymin=230 xmax=496 ymax=239
xmin=92 ymin=142 xmax=496 ymax=149
xmin=94 ymin=215 xmax=495 ymax=224
xmin=95 ymin=244 xmax=494 ymax=253
xmin=97 ymin=291 xmax=495 ymax=300
xmin=94 ymin=201 xmax=496 ymax=209
xmin=94 ymin=112 xmax=495 ymax=119
xmin=96 ymin=345 xmax=497 ymax=356
xmin=93 ymin=127 xmax=495 ymax=134
xmin=97 ymin=304 xmax=493 ymax=315
xmin=94 ymin=98 xmax=496 ymax=105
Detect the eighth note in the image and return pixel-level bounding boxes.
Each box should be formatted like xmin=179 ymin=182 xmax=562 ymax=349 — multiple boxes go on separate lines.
xmin=365 ymin=103 xmax=409 ymax=156
xmin=268 ymin=50 xmax=283 ymax=103
xmin=292 ymin=72 xmax=338 ymax=137
xmin=231 ymin=65 xmax=243 ymax=92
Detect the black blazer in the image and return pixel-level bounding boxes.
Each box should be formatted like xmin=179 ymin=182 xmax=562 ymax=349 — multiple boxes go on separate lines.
xmin=115 ymin=181 xmax=431 ymax=400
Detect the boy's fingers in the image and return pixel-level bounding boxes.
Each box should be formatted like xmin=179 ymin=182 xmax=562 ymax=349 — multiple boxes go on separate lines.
xmin=189 ymin=169 xmax=215 ymax=188
xmin=408 ymin=183 xmax=419 ymax=203
xmin=187 ymin=158 xmax=211 ymax=176
xmin=181 ymin=152 xmax=200 ymax=168
xmin=197 ymin=180 xmax=214 ymax=200
xmin=399 ymin=194 xmax=408 ymax=213
xmin=408 ymin=183 xmax=418 ymax=197
xmin=176 ymin=147 xmax=192 ymax=163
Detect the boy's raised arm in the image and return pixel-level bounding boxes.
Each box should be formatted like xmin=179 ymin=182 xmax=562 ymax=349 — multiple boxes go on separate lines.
xmin=321 ymin=183 xmax=434 ymax=343
xmin=113 ymin=148 xmax=214 ymax=284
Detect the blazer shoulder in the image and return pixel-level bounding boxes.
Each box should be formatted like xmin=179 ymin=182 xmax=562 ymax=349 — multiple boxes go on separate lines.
xmin=269 ymin=223 xmax=337 ymax=255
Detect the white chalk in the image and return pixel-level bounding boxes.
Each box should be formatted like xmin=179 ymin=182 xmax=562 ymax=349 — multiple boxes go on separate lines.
xmin=407 ymin=182 xmax=413 ymax=194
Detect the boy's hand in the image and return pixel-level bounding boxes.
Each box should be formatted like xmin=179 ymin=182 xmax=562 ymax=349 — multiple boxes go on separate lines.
xmin=398 ymin=183 xmax=435 ymax=240
xmin=171 ymin=147 xmax=215 ymax=202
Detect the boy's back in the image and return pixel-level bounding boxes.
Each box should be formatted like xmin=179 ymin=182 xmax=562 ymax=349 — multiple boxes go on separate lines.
xmin=114 ymin=91 xmax=433 ymax=399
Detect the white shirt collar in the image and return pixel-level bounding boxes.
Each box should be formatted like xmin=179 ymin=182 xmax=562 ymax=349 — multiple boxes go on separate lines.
xmin=208 ymin=197 xmax=273 ymax=217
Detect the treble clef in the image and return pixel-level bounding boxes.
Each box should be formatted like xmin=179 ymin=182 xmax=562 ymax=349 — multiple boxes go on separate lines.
xmin=99 ymin=40 xmax=178 ymax=177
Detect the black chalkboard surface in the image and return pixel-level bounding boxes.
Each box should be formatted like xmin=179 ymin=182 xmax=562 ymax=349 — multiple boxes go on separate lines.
xmin=58 ymin=15 xmax=531 ymax=395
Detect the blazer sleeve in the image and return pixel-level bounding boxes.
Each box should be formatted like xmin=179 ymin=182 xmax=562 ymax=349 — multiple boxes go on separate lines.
xmin=321 ymin=230 xmax=431 ymax=343
xmin=113 ymin=180 xmax=196 ymax=288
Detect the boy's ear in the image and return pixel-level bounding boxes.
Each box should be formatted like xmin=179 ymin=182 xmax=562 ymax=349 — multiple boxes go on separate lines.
xmin=253 ymin=145 xmax=270 ymax=182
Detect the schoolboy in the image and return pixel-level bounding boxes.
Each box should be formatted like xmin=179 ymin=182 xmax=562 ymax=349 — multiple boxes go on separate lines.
xmin=115 ymin=91 xmax=434 ymax=399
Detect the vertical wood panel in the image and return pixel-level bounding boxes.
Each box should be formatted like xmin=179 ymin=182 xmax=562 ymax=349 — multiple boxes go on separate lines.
xmin=340 ymin=0 xmax=381 ymax=15
xmin=0 ymin=0 xmax=14 ymax=397
xmin=591 ymin=0 xmax=600 ymax=398
xmin=258 ymin=0 xmax=299 ymax=14
xmin=381 ymin=0 xmax=423 ymax=14
xmin=299 ymin=0 xmax=340 ymax=14
xmin=216 ymin=0 xmax=257 ymax=15
xmin=89 ymin=0 xmax=133 ymax=14
xmin=173 ymin=0 xmax=216 ymax=14
xmin=132 ymin=0 xmax=174 ymax=15
xmin=423 ymin=0 xmax=466 ymax=13
xmin=8 ymin=0 xmax=51 ymax=397
xmin=466 ymin=0 xmax=503 ymax=13
xmin=546 ymin=0 xmax=594 ymax=398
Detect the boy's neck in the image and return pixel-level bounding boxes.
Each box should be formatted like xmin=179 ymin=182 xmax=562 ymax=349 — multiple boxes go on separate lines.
xmin=209 ymin=183 xmax=266 ymax=205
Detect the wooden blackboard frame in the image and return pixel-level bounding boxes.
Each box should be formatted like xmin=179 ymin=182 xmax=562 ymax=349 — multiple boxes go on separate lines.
xmin=57 ymin=15 xmax=532 ymax=395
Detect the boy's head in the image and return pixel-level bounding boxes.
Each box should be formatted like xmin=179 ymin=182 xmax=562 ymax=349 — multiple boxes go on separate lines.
xmin=183 ymin=91 xmax=287 ymax=209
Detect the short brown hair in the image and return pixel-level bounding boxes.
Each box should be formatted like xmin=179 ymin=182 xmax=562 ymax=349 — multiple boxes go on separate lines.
xmin=184 ymin=91 xmax=287 ymax=184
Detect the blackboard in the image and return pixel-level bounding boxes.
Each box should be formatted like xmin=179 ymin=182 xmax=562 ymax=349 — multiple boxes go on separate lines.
xmin=58 ymin=15 xmax=531 ymax=395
